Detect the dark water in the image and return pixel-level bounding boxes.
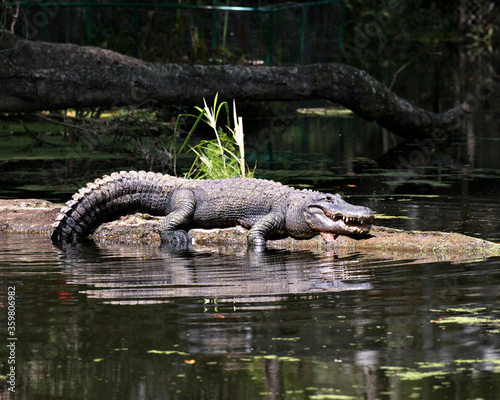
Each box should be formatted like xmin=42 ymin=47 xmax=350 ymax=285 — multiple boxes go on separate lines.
xmin=1 ymin=235 xmax=500 ymax=399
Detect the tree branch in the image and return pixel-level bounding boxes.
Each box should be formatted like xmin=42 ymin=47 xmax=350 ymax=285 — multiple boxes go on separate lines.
xmin=0 ymin=32 xmax=468 ymax=140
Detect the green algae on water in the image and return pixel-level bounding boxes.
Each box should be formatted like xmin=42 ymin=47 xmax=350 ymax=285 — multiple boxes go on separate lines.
xmin=430 ymin=307 xmax=500 ymax=333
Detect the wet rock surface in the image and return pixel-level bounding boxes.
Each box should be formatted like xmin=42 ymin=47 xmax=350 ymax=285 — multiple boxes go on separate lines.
xmin=1 ymin=199 xmax=499 ymax=260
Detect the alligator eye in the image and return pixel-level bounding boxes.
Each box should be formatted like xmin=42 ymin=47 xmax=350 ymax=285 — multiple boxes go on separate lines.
xmin=325 ymin=195 xmax=333 ymax=202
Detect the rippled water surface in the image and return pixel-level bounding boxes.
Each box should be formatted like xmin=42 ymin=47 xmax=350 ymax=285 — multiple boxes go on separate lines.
xmin=1 ymin=234 xmax=499 ymax=400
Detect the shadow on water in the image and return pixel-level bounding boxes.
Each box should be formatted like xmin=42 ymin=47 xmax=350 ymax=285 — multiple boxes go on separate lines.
xmin=1 ymin=234 xmax=500 ymax=399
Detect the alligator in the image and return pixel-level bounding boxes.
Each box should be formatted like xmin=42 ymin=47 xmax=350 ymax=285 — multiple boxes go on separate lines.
xmin=51 ymin=171 xmax=374 ymax=250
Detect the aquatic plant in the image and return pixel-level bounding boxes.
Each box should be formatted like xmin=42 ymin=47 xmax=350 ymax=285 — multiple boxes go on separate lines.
xmin=176 ymin=94 xmax=254 ymax=179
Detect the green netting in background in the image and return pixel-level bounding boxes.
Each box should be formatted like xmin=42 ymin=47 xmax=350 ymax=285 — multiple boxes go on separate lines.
xmin=5 ymin=1 xmax=344 ymax=65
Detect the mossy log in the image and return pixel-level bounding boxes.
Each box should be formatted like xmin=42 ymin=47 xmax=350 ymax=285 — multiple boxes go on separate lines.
xmin=1 ymin=199 xmax=499 ymax=262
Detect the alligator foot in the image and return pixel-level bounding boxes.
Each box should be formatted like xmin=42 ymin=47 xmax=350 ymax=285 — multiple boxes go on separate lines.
xmin=159 ymin=230 xmax=193 ymax=247
xmin=247 ymin=237 xmax=267 ymax=253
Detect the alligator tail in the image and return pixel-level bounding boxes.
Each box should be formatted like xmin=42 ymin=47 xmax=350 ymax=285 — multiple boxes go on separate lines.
xmin=51 ymin=170 xmax=174 ymax=243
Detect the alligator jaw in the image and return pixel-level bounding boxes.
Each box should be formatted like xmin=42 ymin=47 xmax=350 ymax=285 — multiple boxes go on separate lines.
xmin=303 ymin=196 xmax=375 ymax=237
xmin=323 ymin=210 xmax=374 ymax=234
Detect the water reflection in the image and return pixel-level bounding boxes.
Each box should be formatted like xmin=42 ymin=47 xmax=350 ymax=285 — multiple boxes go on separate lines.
xmin=55 ymin=242 xmax=373 ymax=304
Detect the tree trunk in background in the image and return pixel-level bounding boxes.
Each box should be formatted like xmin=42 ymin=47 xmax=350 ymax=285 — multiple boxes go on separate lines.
xmin=0 ymin=32 xmax=468 ymax=140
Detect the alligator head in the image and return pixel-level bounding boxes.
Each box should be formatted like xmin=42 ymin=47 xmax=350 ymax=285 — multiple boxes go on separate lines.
xmin=302 ymin=193 xmax=374 ymax=239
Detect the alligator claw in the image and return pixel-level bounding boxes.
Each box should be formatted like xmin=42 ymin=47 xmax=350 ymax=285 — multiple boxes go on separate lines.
xmin=159 ymin=230 xmax=193 ymax=247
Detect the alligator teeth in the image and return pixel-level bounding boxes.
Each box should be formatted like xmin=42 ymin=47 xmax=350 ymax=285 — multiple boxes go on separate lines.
xmin=342 ymin=216 xmax=364 ymax=225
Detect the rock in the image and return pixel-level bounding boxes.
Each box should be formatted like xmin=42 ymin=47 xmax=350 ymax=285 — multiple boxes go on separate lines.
xmin=1 ymin=199 xmax=499 ymax=261
xmin=0 ymin=199 xmax=60 ymax=235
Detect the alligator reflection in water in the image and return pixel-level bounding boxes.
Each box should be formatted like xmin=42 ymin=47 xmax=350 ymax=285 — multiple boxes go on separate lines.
xmin=55 ymin=243 xmax=373 ymax=304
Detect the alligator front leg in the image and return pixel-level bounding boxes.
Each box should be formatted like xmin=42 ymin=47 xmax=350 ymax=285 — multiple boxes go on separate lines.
xmin=159 ymin=189 xmax=196 ymax=246
xmin=247 ymin=211 xmax=284 ymax=251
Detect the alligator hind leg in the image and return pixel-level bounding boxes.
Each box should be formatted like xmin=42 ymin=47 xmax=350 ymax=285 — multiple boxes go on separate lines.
xmin=159 ymin=189 xmax=196 ymax=246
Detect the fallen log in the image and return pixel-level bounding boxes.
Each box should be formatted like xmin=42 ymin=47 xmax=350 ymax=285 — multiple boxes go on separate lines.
xmin=0 ymin=32 xmax=468 ymax=140
xmin=1 ymin=199 xmax=499 ymax=262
